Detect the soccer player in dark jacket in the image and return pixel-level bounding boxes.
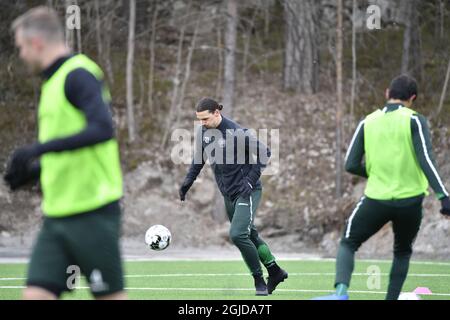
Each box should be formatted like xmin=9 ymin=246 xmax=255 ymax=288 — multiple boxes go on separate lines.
xmin=179 ymin=98 xmax=288 ymax=296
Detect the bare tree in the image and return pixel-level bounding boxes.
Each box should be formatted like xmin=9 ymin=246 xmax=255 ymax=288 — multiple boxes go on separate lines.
xmin=434 ymin=58 xmax=450 ymax=119
xmin=104 ymin=5 xmax=115 ymax=85
xmin=126 ymin=0 xmax=137 ymax=142
xmin=94 ymin=0 xmax=103 ymax=60
xmin=401 ymin=0 xmax=422 ymax=80
xmin=222 ymin=0 xmax=238 ymax=116
xmin=147 ymin=3 xmax=159 ymax=113
xmin=282 ymin=0 xmax=319 ymax=93
xmin=335 ymin=0 xmax=343 ymax=198
xmin=350 ymin=0 xmax=357 ymax=127
xmin=160 ymin=3 xmax=190 ymax=148
xmin=242 ymin=8 xmax=258 ymax=85
xmin=74 ymin=0 xmax=82 ymax=53
xmin=438 ymin=0 xmax=445 ymax=40
xmin=173 ymin=19 xmax=201 ymax=130
xmin=215 ymin=24 xmax=224 ymax=98
xmin=90 ymin=0 xmax=117 ymax=84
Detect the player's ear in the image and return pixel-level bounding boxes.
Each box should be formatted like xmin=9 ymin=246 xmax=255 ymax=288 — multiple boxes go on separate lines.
xmin=385 ymin=88 xmax=390 ymax=100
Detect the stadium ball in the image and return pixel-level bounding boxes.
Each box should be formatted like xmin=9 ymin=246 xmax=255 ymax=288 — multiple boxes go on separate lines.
xmin=145 ymin=225 xmax=171 ymax=251
xmin=398 ymin=292 xmax=421 ymax=300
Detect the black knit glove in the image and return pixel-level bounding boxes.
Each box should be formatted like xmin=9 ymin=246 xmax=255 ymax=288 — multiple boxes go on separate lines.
xmin=4 ymin=144 xmax=41 ymax=191
xmin=441 ymin=197 xmax=450 ymax=217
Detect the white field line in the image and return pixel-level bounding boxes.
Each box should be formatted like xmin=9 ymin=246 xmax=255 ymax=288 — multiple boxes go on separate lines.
xmin=120 ymin=258 xmax=450 ymax=266
xmin=0 ymin=286 xmax=449 ymax=297
xmin=2 ymin=272 xmax=450 ymax=282
xmin=1 ymin=257 xmax=450 ymax=266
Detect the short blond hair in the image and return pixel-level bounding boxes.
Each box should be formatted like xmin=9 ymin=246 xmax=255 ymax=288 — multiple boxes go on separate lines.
xmin=11 ymin=6 xmax=64 ymax=43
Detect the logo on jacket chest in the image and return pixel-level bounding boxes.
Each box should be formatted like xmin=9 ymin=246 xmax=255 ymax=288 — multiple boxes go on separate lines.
xmin=203 ymin=136 xmax=226 ymax=148
xmin=217 ymin=138 xmax=226 ymax=148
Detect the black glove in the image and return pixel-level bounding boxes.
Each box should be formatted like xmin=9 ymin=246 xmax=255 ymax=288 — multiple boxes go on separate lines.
xmin=179 ymin=178 xmax=194 ymax=201
xmin=441 ymin=197 xmax=450 ymax=216
xmin=3 ymin=144 xmax=40 ymax=191
xmin=9 ymin=144 xmax=40 ymax=170
xmin=239 ymin=177 xmax=254 ymax=199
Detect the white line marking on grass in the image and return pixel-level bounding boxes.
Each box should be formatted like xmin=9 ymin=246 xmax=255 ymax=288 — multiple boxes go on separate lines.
xmin=2 ymin=257 xmax=450 ymax=266
xmin=360 ymin=259 xmax=450 ymax=267
xmin=126 ymin=272 xmax=450 ymax=278
xmin=122 ymin=258 xmax=450 ymax=266
xmin=2 ymin=272 xmax=450 ymax=282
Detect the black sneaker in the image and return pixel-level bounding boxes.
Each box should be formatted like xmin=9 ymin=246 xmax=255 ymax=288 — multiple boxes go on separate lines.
xmin=267 ymin=268 xmax=288 ymax=294
xmin=254 ymin=276 xmax=268 ymax=296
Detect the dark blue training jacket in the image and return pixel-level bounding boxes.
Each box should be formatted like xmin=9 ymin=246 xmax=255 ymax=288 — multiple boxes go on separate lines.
xmin=185 ymin=116 xmax=271 ymax=200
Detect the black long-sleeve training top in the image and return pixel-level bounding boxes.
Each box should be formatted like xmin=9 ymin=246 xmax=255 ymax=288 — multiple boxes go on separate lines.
xmin=185 ymin=116 xmax=271 ymax=200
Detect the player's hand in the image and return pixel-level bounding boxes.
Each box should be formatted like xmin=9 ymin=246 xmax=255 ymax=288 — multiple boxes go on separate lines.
xmin=3 ymin=167 xmax=30 ymax=191
xmin=440 ymin=197 xmax=450 ymax=217
xmin=9 ymin=144 xmax=40 ymax=170
xmin=239 ymin=177 xmax=253 ymax=199
xmin=179 ymin=179 xmax=194 ymax=201
xmin=3 ymin=145 xmax=40 ymax=191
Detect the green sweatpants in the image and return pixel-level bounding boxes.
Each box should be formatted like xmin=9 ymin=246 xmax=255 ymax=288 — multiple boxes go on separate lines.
xmin=335 ymin=196 xmax=423 ymax=300
xmin=224 ymin=189 xmax=276 ymax=277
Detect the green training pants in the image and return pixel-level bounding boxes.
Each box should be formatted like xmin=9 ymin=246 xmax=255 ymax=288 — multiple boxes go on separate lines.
xmin=224 ymin=189 xmax=276 ymax=277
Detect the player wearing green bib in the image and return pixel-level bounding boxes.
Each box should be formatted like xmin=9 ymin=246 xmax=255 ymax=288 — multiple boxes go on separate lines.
xmin=314 ymin=75 xmax=450 ymax=300
xmin=4 ymin=7 xmax=126 ymax=299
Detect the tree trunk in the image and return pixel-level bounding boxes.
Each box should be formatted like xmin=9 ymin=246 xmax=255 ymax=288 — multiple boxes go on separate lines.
xmin=126 ymin=0 xmax=137 ymax=142
xmin=401 ymin=0 xmax=422 ymax=80
xmin=335 ymin=0 xmax=343 ymax=198
xmin=160 ymin=6 xmax=188 ymax=148
xmin=94 ymin=0 xmax=103 ymax=60
xmin=243 ymin=9 xmax=258 ymax=85
xmin=222 ymin=0 xmax=238 ymax=116
xmin=75 ymin=0 xmax=82 ymax=53
xmin=148 ymin=4 xmax=158 ymax=113
xmin=215 ymin=25 xmax=223 ymax=98
xmin=350 ymin=0 xmax=357 ymax=128
xmin=173 ymin=19 xmax=200 ymax=132
xmin=282 ymin=0 xmax=319 ymax=93
xmin=438 ymin=0 xmax=444 ymax=40
xmin=434 ymin=58 xmax=450 ymax=119
xmin=104 ymin=8 xmax=115 ymax=85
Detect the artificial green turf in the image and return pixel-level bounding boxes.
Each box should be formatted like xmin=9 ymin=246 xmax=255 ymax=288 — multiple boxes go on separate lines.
xmin=0 ymin=259 xmax=449 ymax=300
